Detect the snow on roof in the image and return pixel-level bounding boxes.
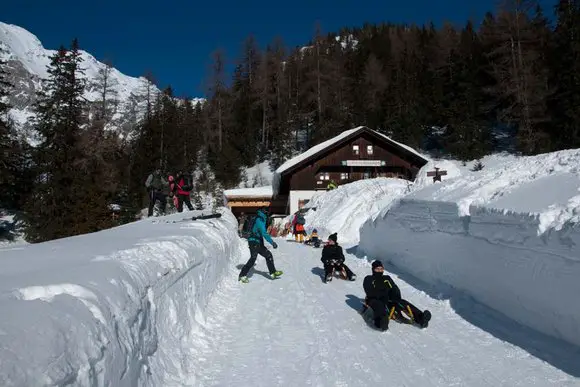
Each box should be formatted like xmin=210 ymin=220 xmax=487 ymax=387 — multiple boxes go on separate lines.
xmin=275 ymin=127 xmax=360 ymax=175
xmin=223 ymin=186 xmax=273 ymax=198
xmin=271 ymin=126 xmax=428 ymax=195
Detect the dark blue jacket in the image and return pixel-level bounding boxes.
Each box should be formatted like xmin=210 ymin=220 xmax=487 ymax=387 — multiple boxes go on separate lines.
xmin=248 ymin=211 xmax=274 ymax=246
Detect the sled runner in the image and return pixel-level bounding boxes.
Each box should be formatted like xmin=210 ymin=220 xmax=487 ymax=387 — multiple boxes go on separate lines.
xmin=332 ymin=266 xmax=349 ymax=280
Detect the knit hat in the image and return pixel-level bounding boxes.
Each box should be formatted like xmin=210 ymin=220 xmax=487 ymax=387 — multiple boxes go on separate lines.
xmin=372 ymin=260 xmax=384 ymax=270
xmin=328 ymin=233 xmax=337 ymax=242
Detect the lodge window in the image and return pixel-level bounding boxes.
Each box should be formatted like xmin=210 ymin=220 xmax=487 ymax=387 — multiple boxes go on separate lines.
xmin=352 ymin=144 xmax=359 ymax=155
xmin=319 ymin=172 xmax=330 ymax=180
xmin=367 ymin=145 xmax=373 ymax=155
xmin=340 ymin=173 xmax=349 ymax=180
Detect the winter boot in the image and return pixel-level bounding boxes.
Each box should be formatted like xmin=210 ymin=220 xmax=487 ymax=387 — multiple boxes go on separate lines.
xmin=239 ymin=276 xmax=249 ymax=284
xmin=379 ymin=315 xmax=389 ymax=331
xmin=374 ymin=315 xmax=389 ymax=331
xmin=270 ymin=271 xmax=283 ymax=279
xmin=325 ymin=274 xmax=332 ymax=283
xmin=349 ymin=274 xmax=356 ymax=281
xmin=419 ymin=310 xmax=431 ymax=328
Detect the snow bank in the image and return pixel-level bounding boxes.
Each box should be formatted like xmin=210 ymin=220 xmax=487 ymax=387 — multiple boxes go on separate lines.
xmin=301 ymin=178 xmax=411 ymax=246
xmin=410 ymin=150 xmax=580 ymax=232
xmin=359 ymin=149 xmax=580 ymax=348
xmin=0 ymin=209 xmax=243 ymax=386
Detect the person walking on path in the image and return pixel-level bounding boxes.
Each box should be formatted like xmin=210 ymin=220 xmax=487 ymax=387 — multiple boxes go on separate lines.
xmin=238 ymin=208 xmax=283 ymax=283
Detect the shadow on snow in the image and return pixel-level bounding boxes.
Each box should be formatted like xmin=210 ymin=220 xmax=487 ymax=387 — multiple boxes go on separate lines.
xmin=345 ymin=245 xmax=580 ymax=377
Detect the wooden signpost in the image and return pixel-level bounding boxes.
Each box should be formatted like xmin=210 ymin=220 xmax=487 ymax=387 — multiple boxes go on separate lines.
xmin=426 ymin=167 xmax=447 ymax=182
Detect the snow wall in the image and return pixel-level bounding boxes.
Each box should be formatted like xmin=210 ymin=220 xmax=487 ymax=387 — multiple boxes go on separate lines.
xmin=301 ymin=178 xmax=411 ymax=246
xmin=359 ymin=199 xmax=580 ymax=348
xmin=0 ymin=209 xmax=243 ymax=386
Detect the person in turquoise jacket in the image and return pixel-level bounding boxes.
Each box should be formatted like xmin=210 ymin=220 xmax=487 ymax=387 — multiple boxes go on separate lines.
xmin=238 ymin=208 xmax=283 ymax=283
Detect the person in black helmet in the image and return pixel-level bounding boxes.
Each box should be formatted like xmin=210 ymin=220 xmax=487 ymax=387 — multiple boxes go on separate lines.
xmin=362 ymin=260 xmax=431 ymax=330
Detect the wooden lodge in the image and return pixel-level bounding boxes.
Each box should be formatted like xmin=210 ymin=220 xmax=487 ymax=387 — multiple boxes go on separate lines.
xmin=224 ymin=126 xmax=429 ymax=218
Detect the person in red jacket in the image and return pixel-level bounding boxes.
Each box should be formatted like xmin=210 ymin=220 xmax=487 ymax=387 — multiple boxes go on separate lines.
xmin=172 ymin=170 xmax=194 ymax=212
xmin=167 ymin=175 xmax=179 ymax=209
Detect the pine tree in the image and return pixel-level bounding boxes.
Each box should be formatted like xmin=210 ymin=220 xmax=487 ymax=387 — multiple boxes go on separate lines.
xmin=443 ymin=21 xmax=493 ymax=160
xmin=549 ymin=0 xmax=580 ymax=149
xmin=24 ymin=39 xmax=113 ymax=242
xmin=92 ymin=59 xmax=119 ymax=125
xmin=363 ymin=53 xmax=388 ymax=128
xmin=0 ymin=51 xmax=23 ymax=210
xmin=482 ymin=0 xmax=552 ymax=154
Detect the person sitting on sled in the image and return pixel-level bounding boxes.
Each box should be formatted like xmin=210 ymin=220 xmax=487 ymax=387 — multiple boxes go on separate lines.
xmin=305 ymin=228 xmax=321 ymax=248
xmin=320 ymin=233 xmax=356 ymax=283
xmin=362 ymin=260 xmax=431 ymax=331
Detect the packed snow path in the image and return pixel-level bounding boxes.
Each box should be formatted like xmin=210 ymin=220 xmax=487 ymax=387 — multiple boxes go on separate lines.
xmin=184 ymin=240 xmax=579 ymax=387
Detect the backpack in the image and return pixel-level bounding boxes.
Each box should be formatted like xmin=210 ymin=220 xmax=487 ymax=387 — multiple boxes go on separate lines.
xmin=177 ymin=175 xmax=193 ymax=192
xmin=148 ymin=173 xmax=163 ymax=190
xmin=297 ymin=214 xmax=306 ymax=225
xmin=240 ymin=215 xmax=257 ymax=239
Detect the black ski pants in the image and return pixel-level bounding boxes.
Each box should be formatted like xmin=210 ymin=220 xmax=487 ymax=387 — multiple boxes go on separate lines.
xmin=324 ymin=262 xmax=354 ymax=279
xmin=177 ymin=193 xmax=193 ymax=212
xmin=239 ymin=242 xmax=277 ymax=277
xmin=148 ymin=190 xmax=167 ymax=217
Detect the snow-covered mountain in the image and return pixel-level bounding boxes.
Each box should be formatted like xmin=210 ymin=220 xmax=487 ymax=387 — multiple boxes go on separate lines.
xmin=0 ymin=22 xmax=203 ymax=139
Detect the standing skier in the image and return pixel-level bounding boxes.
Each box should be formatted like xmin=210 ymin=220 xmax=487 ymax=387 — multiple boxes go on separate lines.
xmin=362 ymin=260 xmax=431 ymax=331
xmin=320 ymin=233 xmax=356 ymax=282
xmin=238 ymin=208 xmax=283 ymax=283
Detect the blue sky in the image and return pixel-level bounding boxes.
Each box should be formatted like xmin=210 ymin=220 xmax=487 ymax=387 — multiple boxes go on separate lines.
xmin=3 ymin=0 xmax=558 ymax=98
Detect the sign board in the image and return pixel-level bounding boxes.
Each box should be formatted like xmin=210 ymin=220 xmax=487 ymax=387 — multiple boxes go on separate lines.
xmin=426 ymin=167 xmax=448 ymax=182
xmin=341 ymin=160 xmax=386 ymax=167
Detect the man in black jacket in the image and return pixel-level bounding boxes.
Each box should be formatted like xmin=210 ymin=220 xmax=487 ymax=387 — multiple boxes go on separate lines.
xmin=363 ymin=260 xmax=431 ymax=331
xmin=320 ymin=233 xmax=356 ymax=283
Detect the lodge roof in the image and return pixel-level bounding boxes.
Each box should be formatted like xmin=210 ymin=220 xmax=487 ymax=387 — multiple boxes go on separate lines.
xmin=275 ymin=126 xmax=427 ymax=176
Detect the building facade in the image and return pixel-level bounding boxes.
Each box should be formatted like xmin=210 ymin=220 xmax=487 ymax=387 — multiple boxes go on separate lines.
xmin=272 ymin=126 xmax=428 ymax=215
xmin=224 ymin=126 xmax=429 ymax=218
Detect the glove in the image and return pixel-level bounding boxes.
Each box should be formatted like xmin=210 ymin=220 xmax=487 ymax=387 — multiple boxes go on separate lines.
xmin=272 ymin=242 xmax=278 ymax=249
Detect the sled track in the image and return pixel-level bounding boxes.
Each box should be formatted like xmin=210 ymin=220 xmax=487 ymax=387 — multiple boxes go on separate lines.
xmin=187 ymin=240 xmax=579 ymax=387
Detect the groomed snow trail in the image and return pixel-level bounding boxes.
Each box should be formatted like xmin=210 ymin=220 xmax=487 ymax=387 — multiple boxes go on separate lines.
xmin=186 ymin=240 xmax=579 ymax=387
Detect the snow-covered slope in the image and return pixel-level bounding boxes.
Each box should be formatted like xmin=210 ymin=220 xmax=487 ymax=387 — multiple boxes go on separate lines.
xmin=0 ymin=22 xmax=203 ymax=136
xmin=359 ymin=150 xmax=580 ymax=348
xmin=299 ymin=178 xmax=411 ymax=245
xmin=0 ymin=209 xmax=243 ymax=386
